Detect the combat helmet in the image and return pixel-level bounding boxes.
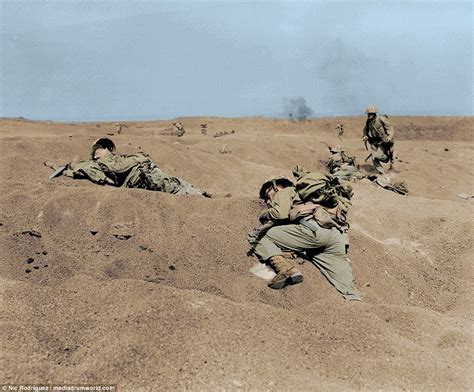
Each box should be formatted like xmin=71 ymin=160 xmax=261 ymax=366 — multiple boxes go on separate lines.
xmin=91 ymin=137 xmax=116 ymax=159
xmin=365 ymin=105 xmax=378 ymax=114
xmin=259 ymin=175 xmax=294 ymax=199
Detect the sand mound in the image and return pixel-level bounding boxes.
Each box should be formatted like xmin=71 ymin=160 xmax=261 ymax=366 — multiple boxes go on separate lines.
xmin=1 ymin=116 xmax=473 ymax=390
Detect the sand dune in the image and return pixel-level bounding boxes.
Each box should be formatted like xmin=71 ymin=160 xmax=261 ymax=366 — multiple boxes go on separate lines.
xmin=1 ymin=116 xmax=473 ymax=390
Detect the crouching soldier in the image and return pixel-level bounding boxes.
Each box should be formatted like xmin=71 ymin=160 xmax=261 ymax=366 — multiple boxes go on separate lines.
xmin=362 ymin=106 xmax=395 ymax=174
xmin=48 ymin=138 xmax=211 ymax=197
xmin=248 ymin=175 xmax=361 ymax=301
xmin=326 ymin=146 xmax=365 ymax=181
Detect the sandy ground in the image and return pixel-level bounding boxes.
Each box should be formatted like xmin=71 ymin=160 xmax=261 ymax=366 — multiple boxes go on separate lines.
xmin=0 ymin=116 xmax=473 ymax=391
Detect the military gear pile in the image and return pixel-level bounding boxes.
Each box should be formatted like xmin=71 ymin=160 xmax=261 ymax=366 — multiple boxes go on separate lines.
xmin=326 ymin=146 xmax=365 ymax=181
xmin=292 ymin=168 xmax=353 ymax=213
xmin=289 ymin=203 xmax=349 ymax=233
xmin=372 ymin=176 xmax=409 ymax=195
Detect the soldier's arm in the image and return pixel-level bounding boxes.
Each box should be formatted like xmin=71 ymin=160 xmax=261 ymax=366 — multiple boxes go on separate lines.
xmin=99 ymin=153 xmax=151 ymax=174
xmin=71 ymin=161 xmax=115 ymax=185
xmin=362 ymin=123 xmax=369 ymax=140
xmin=380 ymin=117 xmax=395 ymax=141
xmin=259 ymin=187 xmax=296 ymax=222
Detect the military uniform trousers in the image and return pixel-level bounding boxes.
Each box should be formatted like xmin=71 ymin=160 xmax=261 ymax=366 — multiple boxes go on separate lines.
xmin=254 ymin=221 xmax=360 ymax=300
xmin=127 ymin=165 xmax=204 ymax=195
xmin=370 ymin=142 xmax=393 ymax=173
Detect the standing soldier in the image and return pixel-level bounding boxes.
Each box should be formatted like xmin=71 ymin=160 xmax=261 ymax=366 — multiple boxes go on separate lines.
xmin=362 ymin=106 xmax=395 ymax=174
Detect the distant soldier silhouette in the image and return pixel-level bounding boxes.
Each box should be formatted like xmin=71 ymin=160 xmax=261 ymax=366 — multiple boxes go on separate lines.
xmin=172 ymin=121 xmax=185 ymax=137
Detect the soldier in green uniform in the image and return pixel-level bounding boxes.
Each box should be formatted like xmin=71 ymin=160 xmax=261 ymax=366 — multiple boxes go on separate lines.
xmin=362 ymin=106 xmax=395 ymax=174
xmin=326 ymin=146 xmax=365 ymax=181
xmin=50 ymin=138 xmax=210 ymax=197
xmin=249 ymin=176 xmax=361 ymax=300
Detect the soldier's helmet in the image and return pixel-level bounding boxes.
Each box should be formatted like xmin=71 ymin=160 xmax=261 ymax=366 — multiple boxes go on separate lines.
xmin=259 ymin=175 xmax=294 ymax=199
xmin=91 ymin=137 xmax=116 ymax=159
xmin=365 ymin=105 xmax=379 ymax=114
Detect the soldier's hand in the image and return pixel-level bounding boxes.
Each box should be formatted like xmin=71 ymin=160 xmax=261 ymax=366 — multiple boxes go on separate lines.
xmin=247 ymin=228 xmax=262 ymax=244
xmin=362 ymin=136 xmax=368 ymax=142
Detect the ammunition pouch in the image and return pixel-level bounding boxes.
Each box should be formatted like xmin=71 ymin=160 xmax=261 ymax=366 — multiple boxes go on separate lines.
xmin=290 ymin=203 xmax=349 ymax=233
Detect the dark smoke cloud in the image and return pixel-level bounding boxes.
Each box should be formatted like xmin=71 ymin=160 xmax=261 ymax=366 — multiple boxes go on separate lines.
xmin=283 ymin=97 xmax=314 ymax=121
xmin=314 ymin=37 xmax=376 ymax=115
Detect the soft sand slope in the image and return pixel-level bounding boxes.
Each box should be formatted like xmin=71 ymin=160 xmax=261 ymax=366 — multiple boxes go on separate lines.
xmin=0 ymin=116 xmax=473 ymax=390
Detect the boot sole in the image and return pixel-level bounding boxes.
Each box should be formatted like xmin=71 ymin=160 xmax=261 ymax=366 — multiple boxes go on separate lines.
xmin=268 ymin=279 xmax=288 ymax=290
xmin=289 ymin=273 xmax=303 ymax=285
xmin=268 ymin=273 xmax=303 ymax=290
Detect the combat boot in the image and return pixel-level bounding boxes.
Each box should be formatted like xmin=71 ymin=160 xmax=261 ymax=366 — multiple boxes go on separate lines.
xmin=268 ymin=255 xmax=303 ymax=289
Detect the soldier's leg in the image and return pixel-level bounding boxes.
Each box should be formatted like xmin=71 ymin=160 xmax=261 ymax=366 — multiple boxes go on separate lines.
xmin=254 ymin=224 xmax=314 ymax=289
xmin=307 ymin=229 xmax=360 ymax=300
xmin=254 ymin=224 xmax=319 ymax=261
xmin=147 ymin=168 xmax=207 ymax=196
xmin=371 ymin=146 xmax=389 ymax=174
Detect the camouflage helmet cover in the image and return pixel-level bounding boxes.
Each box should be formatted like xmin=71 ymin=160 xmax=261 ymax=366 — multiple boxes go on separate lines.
xmin=91 ymin=137 xmax=116 ymax=159
xmin=365 ymin=105 xmax=379 ymax=114
xmin=259 ymin=175 xmax=294 ymax=199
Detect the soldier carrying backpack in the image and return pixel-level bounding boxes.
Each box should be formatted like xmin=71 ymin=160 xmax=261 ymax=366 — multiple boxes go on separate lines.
xmin=362 ymin=105 xmax=395 ymax=174
xmin=248 ymin=167 xmax=361 ymax=301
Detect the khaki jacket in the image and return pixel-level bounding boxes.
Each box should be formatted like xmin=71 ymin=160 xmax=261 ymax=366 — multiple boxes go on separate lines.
xmin=71 ymin=151 xmax=151 ymax=186
xmin=259 ymin=187 xmax=298 ymax=223
xmin=95 ymin=151 xmax=151 ymax=187
xmin=363 ymin=115 xmax=394 ymax=143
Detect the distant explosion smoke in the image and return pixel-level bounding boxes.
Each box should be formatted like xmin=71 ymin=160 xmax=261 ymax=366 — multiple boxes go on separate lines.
xmin=283 ymin=97 xmax=314 ymax=121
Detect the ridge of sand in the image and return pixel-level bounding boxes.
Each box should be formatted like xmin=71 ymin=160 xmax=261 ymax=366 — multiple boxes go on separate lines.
xmin=1 ymin=116 xmax=473 ymax=390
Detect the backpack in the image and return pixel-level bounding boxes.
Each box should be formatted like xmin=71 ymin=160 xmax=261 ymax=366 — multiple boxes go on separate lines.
xmin=292 ymin=170 xmax=353 ymax=232
xmin=294 ymin=171 xmax=353 ymax=213
xmin=289 ymin=202 xmax=349 ymax=233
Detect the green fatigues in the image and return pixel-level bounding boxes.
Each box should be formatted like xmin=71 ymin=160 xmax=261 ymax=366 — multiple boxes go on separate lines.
xmin=363 ymin=115 xmax=395 ymax=174
xmin=327 ymin=149 xmax=364 ymax=181
xmin=67 ymin=160 xmax=111 ymax=185
xmin=68 ymin=151 xmax=205 ymax=196
xmin=253 ymin=187 xmax=360 ymax=300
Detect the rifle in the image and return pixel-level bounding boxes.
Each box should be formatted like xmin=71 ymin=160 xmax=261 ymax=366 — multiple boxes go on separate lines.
xmin=48 ymin=164 xmax=68 ymax=179
xmin=320 ymin=141 xmax=331 ymax=149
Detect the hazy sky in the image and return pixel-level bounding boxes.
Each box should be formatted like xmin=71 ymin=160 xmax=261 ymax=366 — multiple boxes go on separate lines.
xmin=1 ymin=0 xmax=472 ymax=121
